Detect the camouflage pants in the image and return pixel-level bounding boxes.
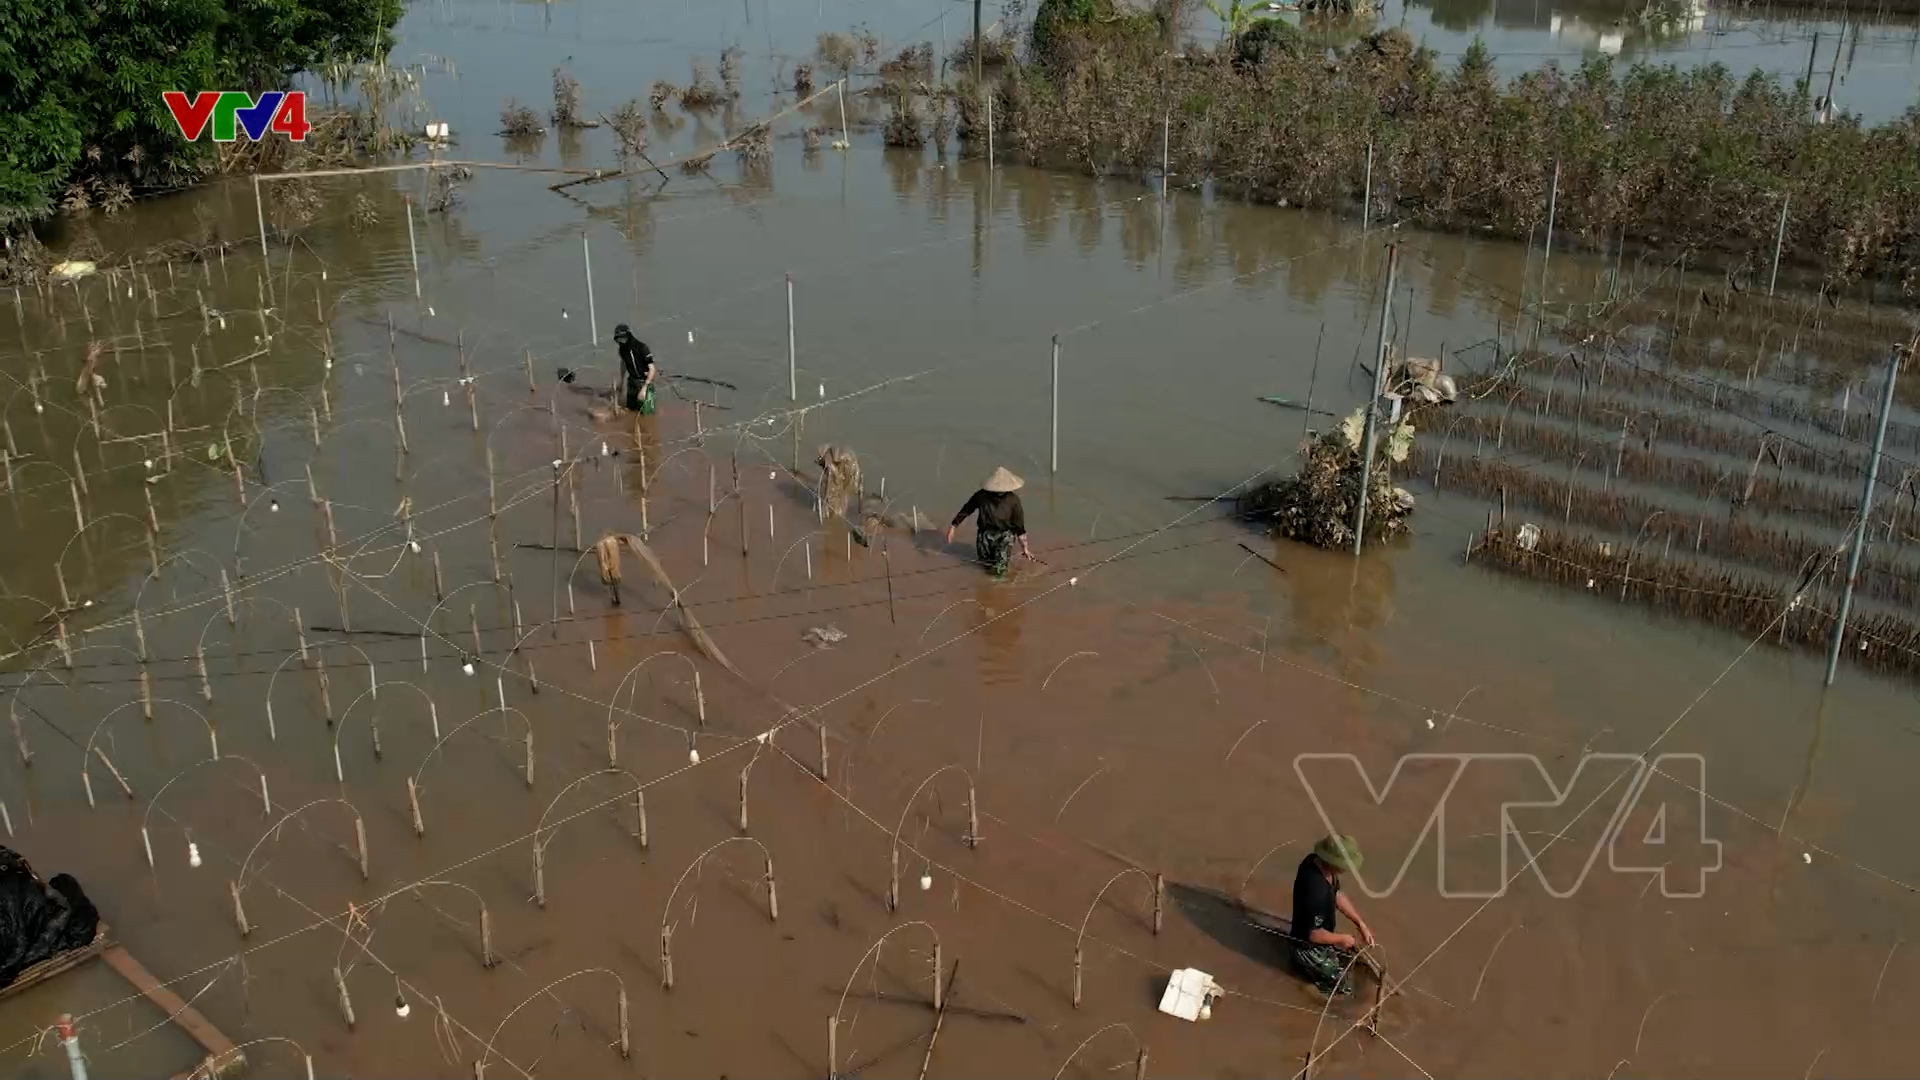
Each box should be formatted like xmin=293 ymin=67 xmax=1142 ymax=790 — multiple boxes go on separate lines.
xmin=1292 ymin=945 xmax=1357 ymax=995
xmin=976 ymin=528 xmax=1016 ymax=576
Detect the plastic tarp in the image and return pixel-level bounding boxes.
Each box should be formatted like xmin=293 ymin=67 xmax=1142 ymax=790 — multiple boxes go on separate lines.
xmin=0 ymin=846 xmax=99 ymax=989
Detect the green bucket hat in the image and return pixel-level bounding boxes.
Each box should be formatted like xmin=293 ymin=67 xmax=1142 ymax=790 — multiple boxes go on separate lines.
xmin=1314 ymin=834 xmax=1363 ymax=873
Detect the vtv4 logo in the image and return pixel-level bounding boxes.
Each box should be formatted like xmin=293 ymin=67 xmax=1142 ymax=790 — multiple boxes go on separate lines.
xmin=163 ymin=91 xmax=311 ymax=143
xmin=1293 ymin=753 xmax=1723 ymax=899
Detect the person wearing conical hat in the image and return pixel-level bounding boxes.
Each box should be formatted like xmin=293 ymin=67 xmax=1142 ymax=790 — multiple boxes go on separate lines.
xmin=1289 ymin=834 xmax=1375 ymax=996
xmin=947 ymin=467 xmax=1032 ymax=577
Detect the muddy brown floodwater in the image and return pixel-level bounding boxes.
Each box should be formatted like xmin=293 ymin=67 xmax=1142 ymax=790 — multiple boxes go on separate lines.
xmin=4 ymin=1 xmax=1920 ymax=1077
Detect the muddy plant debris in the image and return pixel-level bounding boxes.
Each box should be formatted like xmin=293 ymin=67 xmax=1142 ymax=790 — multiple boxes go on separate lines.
xmin=883 ymin=90 xmax=928 ymax=148
xmin=878 ymin=43 xmax=935 ymax=84
xmin=552 ymin=65 xmax=596 ymax=128
xmin=794 ymin=63 xmax=816 ymax=95
xmin=606 ymin=99 xmax=649 ymax=158
xmin=992 ymin=12 xmax=1920 ymax=288
xmin=649 ymin=80 xmax=679 ymax=110
xmin=680 ymin=61 xmax=727 ymax=109
xmin=1241 ymin=407 xmax=1415 ymax=549
xmin=499 ymin=100 xmax=544 ymax=137
xmin=719 ymin=47 xmax=744 ymax=101
xmin=1470 ymin=525 xmax=1920 ymax=681
xmin=1418 ymin=447 xmax=1920 ymax=607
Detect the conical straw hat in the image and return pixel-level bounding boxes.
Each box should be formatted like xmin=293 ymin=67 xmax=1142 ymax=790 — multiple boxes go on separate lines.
xmin=982 ymin=467 xmax=1024 ymax=493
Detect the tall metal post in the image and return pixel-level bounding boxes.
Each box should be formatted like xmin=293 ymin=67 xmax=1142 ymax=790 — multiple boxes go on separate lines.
xmin=405 ymin=196 xmax=421 ymax=299
xmin=973 ymin=0 xmax=983 ymax=82
xmin=1352 ymin=243 xmax=1399 ymax=555
xmin=583 ymin=231 xmax=598 ymax=345
xmin=787 ymin=274 xmax=797 ymax=402
xmin=1541 ymin=162 xmax=1560 ymax=304
xmin=1361 ymin=141 xmax=1373 ymax=231
xmin=253 ymin=176 xmax=271 ymax=282
xmin=1050 ymin=335 xmax=1060 ymax=473
xmin=1825 ymin=345 xmax=1902 ymax=685
xmin=1162 ymin=114 xmax=1171 ymax=200
xmin=1769 ymin=196 xmax=1790 ymax=297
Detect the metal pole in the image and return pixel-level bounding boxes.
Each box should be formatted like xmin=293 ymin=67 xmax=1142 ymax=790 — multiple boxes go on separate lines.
xmin=1768 ymin=195 xmax=1789 ymax=297
xmin=1162 ymin=114 xmax=1171 ymax=199
xmin=1540 ymin=161 xmax=1559 ymax=308
xmin=58 ymin=1016 xmax=87 ymax=1080
xmin=838 ymin=80 xmax=849 ymax=147
xmin=1352 ymin=243 xmax=1399 ymax=555
xmin=986 ymin=95 xmax=994 ymax=172
xmin=1803 ymin=30 xmax=1820 ymax=91
xmin=1361 ymin=141 xmax=1372 ymax=231
xmin=973 ymin=0 xmax=983 ymax=82
xmin=253 ymin=176 xmax=270 ymax=278
xmin=787 ymin=273 xmax=797 ymax=402
xmin=1822 ymin=24 xmax=1843 ymax=115
xmin=1050 ymin=335 xmax=1060 ymax=473
xmin=1825 ymin=345 xmax=1902 ymax=685
xmin=583 ymin=231 xmax=598 ymax=345
xmin=405 ymin=196 xmax=421 ymax=298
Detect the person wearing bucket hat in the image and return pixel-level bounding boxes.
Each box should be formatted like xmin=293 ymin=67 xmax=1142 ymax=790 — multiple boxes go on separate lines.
xmin=1289 ymin=834 xmax=1376 ymax=996
xmin=613 ymin=324 xmax=656 ymax=415
xmin=946 ymin=467 xmax=1033 ymax=577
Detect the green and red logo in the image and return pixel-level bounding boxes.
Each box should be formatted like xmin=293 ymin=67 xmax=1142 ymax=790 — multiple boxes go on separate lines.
xmin=163 ymin=91 xmax=311 ymax=142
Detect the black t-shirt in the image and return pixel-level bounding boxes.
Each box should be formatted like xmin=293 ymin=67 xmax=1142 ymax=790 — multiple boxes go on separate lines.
xmin=618 ymin=338 xmax=653 ymax=381
xmin=1290 ymin=854 xmax=1338 ymax=947
xmin=951 ymin=490 xmax=1025 ymax=535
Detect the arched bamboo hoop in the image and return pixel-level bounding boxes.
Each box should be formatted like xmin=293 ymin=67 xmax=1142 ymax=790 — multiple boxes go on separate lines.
xmin=605 ymin=652 xmax=699 ymax=765
xmin=888 ymin=764 xmax=979 ymax=911
xmin=332 ymin=680 xmax=440 ymax=783
xmin=530 ymin=768 xmax=647 ymax=906
xmin=140 ymin=753 xmax=268 ymax=868
xmin=411 ymin=706 xmax=536 ymax=828
xmin=232 ymin=797 xmax=371 ymax=936
xmin=829 ymin=921 xmax=944 ymax=1080
xmin=1042 ymin=650 xmax=1101 ymax=691
xmin=81 ymin=698 xmax=219 ymax=808
xmin=1070 ymin=867 xmax=1164 ymax=1008
xmin=658 ymin=836 xmax=779 ymax=990
xmin=1052 ymin=1022 xmax=1147 ymax=1080
xmin=473 ymin=967 xmax=629 ymax=1077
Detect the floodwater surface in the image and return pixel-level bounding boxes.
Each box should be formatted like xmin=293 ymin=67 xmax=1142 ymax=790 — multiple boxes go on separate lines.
xmin=2 ymin=0 xmax=1919 ymax=1077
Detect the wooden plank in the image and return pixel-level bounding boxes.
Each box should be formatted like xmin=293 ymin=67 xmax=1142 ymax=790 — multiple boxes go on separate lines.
xmin=101 ymin=944 xmax=241 ymax=1068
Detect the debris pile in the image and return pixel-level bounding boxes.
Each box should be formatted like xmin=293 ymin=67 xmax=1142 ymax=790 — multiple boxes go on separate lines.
xmin=1240 ymin=408 xmax=1415 ymax=549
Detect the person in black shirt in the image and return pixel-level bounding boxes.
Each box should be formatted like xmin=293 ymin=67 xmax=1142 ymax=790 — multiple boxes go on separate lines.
xmin=947 ymin=467 xmax=1033 ymax=577
xmin=614 ymin=324 xmax=655 ymax=414
xmin=1290 ymin=834 xmax=1375 ymax=995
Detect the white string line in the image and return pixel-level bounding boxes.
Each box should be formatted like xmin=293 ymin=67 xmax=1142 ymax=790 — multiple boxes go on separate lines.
xmin=0 ymin=455 xmax=1295 ymax=1063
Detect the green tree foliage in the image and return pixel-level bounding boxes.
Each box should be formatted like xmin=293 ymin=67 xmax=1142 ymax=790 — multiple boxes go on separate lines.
xmin=0 ymin=0 xmax=401 ymax=222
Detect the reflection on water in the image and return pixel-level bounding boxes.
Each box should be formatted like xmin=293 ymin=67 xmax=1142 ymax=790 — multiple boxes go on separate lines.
xmin=973 ymin=580 xmax=1027 ymax=684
